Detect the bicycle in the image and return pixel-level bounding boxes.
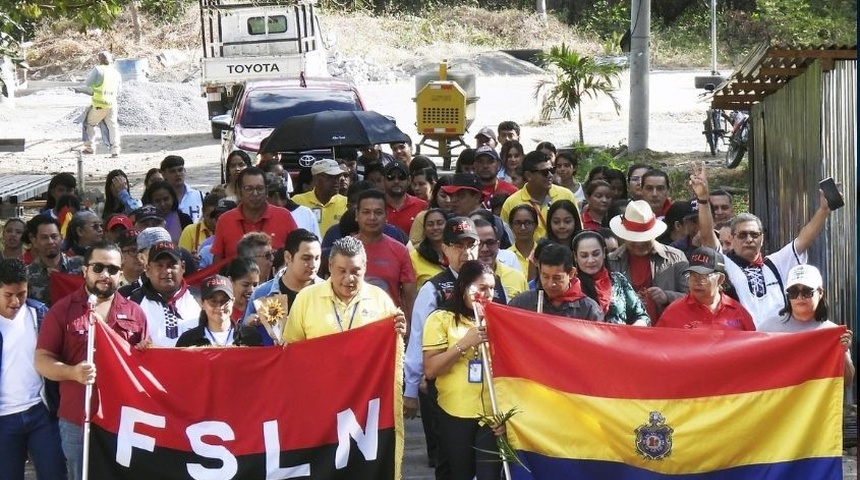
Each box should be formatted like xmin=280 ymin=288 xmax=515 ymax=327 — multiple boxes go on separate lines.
xmin=700 ymin=83 xmax=730 ymax=156
xmin=724 ymin=110 xmax=750 ymax=169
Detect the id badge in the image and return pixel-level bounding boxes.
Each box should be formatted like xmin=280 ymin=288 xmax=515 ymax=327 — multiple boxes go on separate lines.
xmin=467 ymin=360 xmax=483 ymax=383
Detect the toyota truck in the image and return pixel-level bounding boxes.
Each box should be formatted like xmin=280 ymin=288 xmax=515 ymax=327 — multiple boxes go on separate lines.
xmin=199 ymin=0 xmax=329 ymax=130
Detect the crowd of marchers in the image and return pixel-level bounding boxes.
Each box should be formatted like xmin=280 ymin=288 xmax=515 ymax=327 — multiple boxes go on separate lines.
xmin=0 ymin=120 xmax=853 ymax=480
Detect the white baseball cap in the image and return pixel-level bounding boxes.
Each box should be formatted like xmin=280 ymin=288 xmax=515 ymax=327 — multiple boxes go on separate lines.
xmin=784 ymin=264 xmax=823 ymax=291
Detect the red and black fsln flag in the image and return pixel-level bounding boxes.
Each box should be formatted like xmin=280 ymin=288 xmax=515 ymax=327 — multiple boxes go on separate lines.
xmin=90 ymin=319 xmax=402 ymax=479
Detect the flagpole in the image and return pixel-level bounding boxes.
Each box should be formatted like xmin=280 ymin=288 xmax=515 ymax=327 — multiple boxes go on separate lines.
xmin=472 ymin=298 xmax=512 ymax=480
xmin=537 ymin=290 xmax=544 ymax=314
xmin=81 ymin=296 xmax=97 ymax=480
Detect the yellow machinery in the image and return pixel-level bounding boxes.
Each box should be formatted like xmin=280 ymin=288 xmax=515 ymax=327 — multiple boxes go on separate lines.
xmin=414 ymin=62 xmax=477 ymax=169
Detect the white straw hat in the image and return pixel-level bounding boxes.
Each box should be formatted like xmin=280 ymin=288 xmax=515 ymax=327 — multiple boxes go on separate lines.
xmin=609 ymin=200 xmax=668 ymax=242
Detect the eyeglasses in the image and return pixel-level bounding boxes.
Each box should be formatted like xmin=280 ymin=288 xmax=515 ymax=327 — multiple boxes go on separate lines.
xmin=734 ymin=231 xmax=762 ymax=240
xmin=786 ymin=286 xmax=816 ymax=299
xmin=88 ymin=262 xmax=121 ymax=275
xmin=385 ymin=173 xmax=408 ymax=181
xmin=512 ymin=220 xmax=536 ymax=228
xmin=629 ymin=175 xmax=642 ymax=184
xmin=255 ymin=251 xmax=275 ymax=261
xmin=480 ymin=239 xmax=499 ymax=247
xmin=685 ymin=272 xmax=717 ymax=284
xmin=447 ymin=241 xmax=477 ymax=250
xmin=242 ymin=185 xmax=267 ymax=195
xmin=204 ymin=297 xmax=232 ymax=307
xmin=528 ymin=167 xmax=555 ymax=177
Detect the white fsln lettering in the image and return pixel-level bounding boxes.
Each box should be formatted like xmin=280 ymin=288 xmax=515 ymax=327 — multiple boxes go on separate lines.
xmin=116 ymin=406 xmax=166 ymax=467
xmin=262 ymin=420 xmax=311 ymax=479
xmin=186 ymin=421 xmax=238 ymax=480
xmin=334 ymin=398 xmax=380 ymax=469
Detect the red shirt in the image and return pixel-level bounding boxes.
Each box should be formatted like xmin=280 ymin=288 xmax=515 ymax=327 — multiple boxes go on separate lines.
xmin=481 ymin=180 xmax=519 ymax=208
xmin=581 ymin=208 xmax=603 ymax=230
xmin=386 ymin=194 xmax=427 ymax=236
xmin=36 ymin=288 xmax=149 ymax=425
xmin=656 ymin=292 xmax=756 ymax=331
xmin=211 ymin=203 xmax=297 ymax=260
xmin=629 ymin=254 xmax=657 ymax=320
xmin=360 ymin=234 xmax=416 ymax=306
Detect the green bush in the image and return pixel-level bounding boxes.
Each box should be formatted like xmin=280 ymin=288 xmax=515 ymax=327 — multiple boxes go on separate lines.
xmin=139 ymin=0 xmax=191 ymax=25
xmin=579 ymin=0 xmax=629 ymax=40
xmin=566 ymin=145 xmax=631 ymax=179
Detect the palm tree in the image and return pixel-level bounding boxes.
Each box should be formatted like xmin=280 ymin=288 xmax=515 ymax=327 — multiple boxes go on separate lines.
xmin=534 ymin=44 xmax=624 ymax=144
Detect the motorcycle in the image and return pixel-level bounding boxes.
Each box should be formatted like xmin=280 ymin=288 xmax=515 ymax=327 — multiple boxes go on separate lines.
xmin=725 ymin=110 xmax=750 ymax=169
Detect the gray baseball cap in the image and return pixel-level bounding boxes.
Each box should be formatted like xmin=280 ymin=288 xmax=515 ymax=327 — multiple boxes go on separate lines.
xmin=137 ymin=227 xmax=172 ymax=251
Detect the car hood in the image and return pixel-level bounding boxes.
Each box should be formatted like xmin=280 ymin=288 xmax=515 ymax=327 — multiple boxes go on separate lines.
xmin=234 ymin=126 xmax=275 ymax=152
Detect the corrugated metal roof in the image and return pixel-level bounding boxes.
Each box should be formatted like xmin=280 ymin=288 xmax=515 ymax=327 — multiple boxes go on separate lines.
xmin=709 ymin=42 xmax=857 ymax=110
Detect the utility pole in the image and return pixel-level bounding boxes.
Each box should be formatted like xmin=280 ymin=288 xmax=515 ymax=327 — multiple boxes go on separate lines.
xmin=628 ymin=0 xmax=650 ymax=153
xmin=536 ymin=0 xmax=547 ymax=24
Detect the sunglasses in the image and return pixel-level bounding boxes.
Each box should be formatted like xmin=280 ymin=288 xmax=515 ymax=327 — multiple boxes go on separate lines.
xmin=386 ymin=173 xmax=409 ymax=181
xmin=88 ymin=262 xmax=121 ymax=275
xmin=528 ymin=167 xmax=555 ymax=177
xmin=734 ymin=231 xmax=762 ymax=240
xmin=255 ymin=251 xmax=276 ymax=261
xmin=786 ymin=287 xmax=816 ymax=299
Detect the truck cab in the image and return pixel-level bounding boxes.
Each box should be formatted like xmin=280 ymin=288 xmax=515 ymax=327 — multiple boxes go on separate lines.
xmin=200 ymin=0 xmax=328 ymax=123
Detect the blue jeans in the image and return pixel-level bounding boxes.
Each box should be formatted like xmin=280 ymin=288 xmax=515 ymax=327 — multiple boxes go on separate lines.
xmin=0 ymin=402 xmax=67 ymax=480
xmin=59 ymin=418 xmax=83 ymax=480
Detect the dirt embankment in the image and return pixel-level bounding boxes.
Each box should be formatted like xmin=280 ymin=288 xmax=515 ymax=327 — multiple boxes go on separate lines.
xmin=2 ymin=4 xmax=738 ymax=202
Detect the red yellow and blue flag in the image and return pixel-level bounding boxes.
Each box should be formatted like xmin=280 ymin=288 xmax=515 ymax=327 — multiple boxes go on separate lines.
xmin=485 ymin=302 xmax=846 ymax=480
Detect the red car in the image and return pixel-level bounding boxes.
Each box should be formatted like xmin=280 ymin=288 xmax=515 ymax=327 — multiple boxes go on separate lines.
xmin=216 ymin=78 xmax=366 ymax=183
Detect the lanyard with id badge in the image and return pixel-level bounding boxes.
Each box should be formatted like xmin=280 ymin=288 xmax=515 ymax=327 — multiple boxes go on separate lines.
xmin=465 ymin=326 xmax=483 ymax=384
xmin=468 ymin=355 xmax=483 ymax=383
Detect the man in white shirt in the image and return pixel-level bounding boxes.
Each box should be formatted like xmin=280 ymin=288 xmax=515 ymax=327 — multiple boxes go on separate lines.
xmin=0 ymin=259 xmax=66 ymax=478
xmin=127 ymin=241 xmax=200 ymax=346
xmin=160 ymin=155 xmax=204 ymax=222
xmin=693 ymin=165 xmax=836 ymax=327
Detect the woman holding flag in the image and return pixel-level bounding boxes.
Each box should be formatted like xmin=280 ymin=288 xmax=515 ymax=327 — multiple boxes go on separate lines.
xmin=759 ymin=264 xmax=854 ymax=383
xmin=423 ymin=260 xmax=505 ymax=480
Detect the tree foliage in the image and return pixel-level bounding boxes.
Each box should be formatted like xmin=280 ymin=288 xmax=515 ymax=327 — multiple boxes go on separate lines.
xmin=0 ymin=0 xmax=127 ymax=59
xmin=533 ymin=43 xmax=623 ymax=145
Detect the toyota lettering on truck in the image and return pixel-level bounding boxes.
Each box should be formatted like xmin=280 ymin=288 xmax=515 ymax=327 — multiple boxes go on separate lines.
xmin=200 ymin=0 xmax=366 ymax=184
xmin=199 ymin=0 xmax=330 ymax=136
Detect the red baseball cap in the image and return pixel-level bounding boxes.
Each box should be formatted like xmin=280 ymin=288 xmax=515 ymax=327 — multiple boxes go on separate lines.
xmin=106 ymin=214 xmax=133 ymax=231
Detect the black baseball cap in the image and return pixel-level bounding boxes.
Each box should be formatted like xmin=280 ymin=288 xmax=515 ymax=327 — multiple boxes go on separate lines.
xmin=148 ymin=241 xmax=182 ymax=263
xmin=686 ymin=247 xmax=725 ymax=274
xmin=384 ymin=161 xmax=409 ymax=176
xmin=443 ymin=216 xmax=479 ymax=244
xmin=441 ymin=173 xmax=482 ymax=195
xmin=132 ymin=205 xmax=161 ymax=223
xmin=200 ymin=275 xmax=234 ymax=300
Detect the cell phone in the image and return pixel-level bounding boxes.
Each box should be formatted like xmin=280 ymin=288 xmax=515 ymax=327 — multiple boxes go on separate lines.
xmin=819 ymin=177 xmax=844 ymax=211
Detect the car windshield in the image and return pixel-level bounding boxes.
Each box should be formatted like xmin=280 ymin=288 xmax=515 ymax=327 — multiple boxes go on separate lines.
xmin=241 ymin=89 xmax=362 ymax=128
